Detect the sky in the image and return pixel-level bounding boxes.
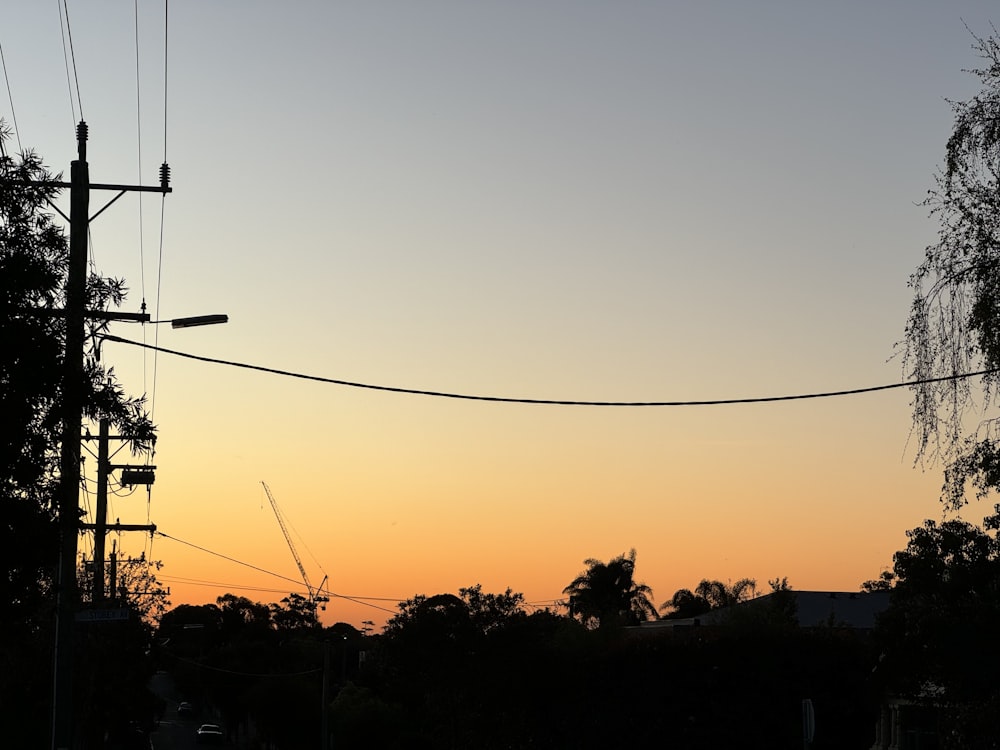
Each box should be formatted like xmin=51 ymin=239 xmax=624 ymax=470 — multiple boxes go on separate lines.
xmin=4 ymin=1 xmax=999 ymax=629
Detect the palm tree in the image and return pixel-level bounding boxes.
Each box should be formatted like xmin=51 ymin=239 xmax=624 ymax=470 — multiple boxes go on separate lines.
xmin=661 ymin=588 xmax=711 ymax=619
xmin=694 ymin=577 xmax=757 ymax=609
xmin=562 ymin=549 xmax=657 ymax=629
xmin=661 ymin=578 xmax=758 ymax=617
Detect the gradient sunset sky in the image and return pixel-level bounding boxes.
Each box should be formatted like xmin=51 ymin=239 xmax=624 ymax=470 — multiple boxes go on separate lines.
xmin=5 ymin=2 xmax=999 ymax=628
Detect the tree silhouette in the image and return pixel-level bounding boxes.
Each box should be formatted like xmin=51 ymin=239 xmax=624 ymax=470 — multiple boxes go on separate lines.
xmin=271 ymin=592 xmax=321 ymax=631
xmin=381 ymin=585 xmax=527 ymax=655
xmin=216 ymin=593 xmax=273 ymax=643
xmin=661 ymin=577 xmax=758 ymax=617
xmin=876 ymin=512 xmax=1000 ymax=699
xmin=1 ymin=124 xmax=157 ymax=743
xmin=562 ymin=548 xmax=657 ymax=629
xmin=695 ymin=577 xmax=758 ymax=609
xmin=903 ymin=31 xmax=1000 ymax=508
xmin=873 ymin=510 xmax=1000 ymax=745
xmin=660 ymin=588 xmax=711 ymax=618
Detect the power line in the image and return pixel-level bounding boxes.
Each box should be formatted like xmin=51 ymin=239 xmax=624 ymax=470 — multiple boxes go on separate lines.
xmin=151 ymin=0 xmax=170 ymax=423
xmin=162 ymin=0 xmax=169 ymax=163
xmin=159 ymin=576 xmax=311 ymax=596
xmin=155 ymin=531 xmax=399 ymax=614
xmin=133 ymin=0 xmax=147 ymax=320
xmin=101 ymin=335 xmax=1000 ymax=408
xmin=58 ymin=0 xmax=83 ymax=122
xmin=159 ymin=576 xmax=403 ymax=607
xmin=0 ymin=42 xmax=21 ymax=153
xmin=57 ymin=0 xmax=76 ymax=125
xmin=157 ymin=531 xmax=304 ymax=588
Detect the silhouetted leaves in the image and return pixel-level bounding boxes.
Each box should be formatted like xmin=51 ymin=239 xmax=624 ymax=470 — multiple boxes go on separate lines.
xmin=562 ymin=548 xmax=657 ymax=629
xmin=904 ymin=31 xmax=1000 ymax=507
xmin=1 ymin=126 xmax=158 ymax=742
xmin=874 ymin=510 xmax=1000 ymax=702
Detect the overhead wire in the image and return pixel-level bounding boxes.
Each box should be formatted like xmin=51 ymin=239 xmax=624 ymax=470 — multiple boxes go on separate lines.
xmin=58 ymin=0 xmax=83 ymax=123
xmin=151 ymin=0 xmax=169 ymax=423
xmin=57 ymin=1 xmax=76 ymax=125
xmin=60 ymin=0 xmax=98 ymax=278
xmin=158 ymin=558 xmax=558 ymax=619
xmin=80 ymin=462 xmax=95 ymax=564
xmin=0 ymin=41 xmax=22 ymax=153
xmin=159 ymin=576 xmax=313 ymax=596
xmin=155 ymin=531 xmax=399 ymax=615
xmin=138 ymin=534 xmax=156 ymax=600
xmin=162 ymin=0 xmax=169 ymax=162
xmin=130 ymin=0 xmax=161 ymax=559
xmin=155 ymin=531 xmax=331 ymax=590
xmin=133 ymin=0 xmax=148 ymax=378
xmin=144 ymin=518 xmax=156 ymax=582
xmin=101 ymin=335 xmax=1000 ymax=407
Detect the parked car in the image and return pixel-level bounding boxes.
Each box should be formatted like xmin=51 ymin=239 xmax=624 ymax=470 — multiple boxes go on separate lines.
xmin=196 ymin=723 xmax=224 ymax=745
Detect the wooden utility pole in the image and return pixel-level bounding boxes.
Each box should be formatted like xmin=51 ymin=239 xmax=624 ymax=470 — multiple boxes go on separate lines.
xmin=109 ymin=541 xmax=118 ymax=602
xmin=51 ymin=120 xmax=90 ymax=750
xmin=87 ymin=418 xmax=156 ymax=604
xmin=50 ymin=121 xmax=170 ymax=750
xmin=92 ymin=419 xmax=110 ymax=604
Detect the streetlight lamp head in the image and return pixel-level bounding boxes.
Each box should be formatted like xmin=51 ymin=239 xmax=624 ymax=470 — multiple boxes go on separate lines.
xmin=170 ymin=314 xmax=228 ymax=329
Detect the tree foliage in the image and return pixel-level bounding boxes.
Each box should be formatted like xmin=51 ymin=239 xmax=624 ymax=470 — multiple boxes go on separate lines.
xmin=384 ymin=584 xmax=526 ymax=638
xmin=562 ymin=548 xmax=657 ymax=629
xmin=874 ymin=509 xmax=1000 ymax=702
xmin=905 ymin=31 xmax=1000 ymax=507
xmin=271 ymin=592 xmax=322 ymax=631
xmin=1 ymin=128 xmax=155 ymax=615
xmin=860 ymin=569 xmax=896 ymax=593
xmin=661 ymin=577 xmax=758 ymax=618
xmin=217 ymin=593 xmax=273 ymax=641
xmin=1 ymin=136 xmax=69 ymax=637
xmin=696 ymin=577 xmax=758 ymax=608
xmin=661 ymin=587 xmax=712 ymax=618
xmin=1 ymin=125 xmax=157 ymax=741
xmin=154 ymin=578 xmax=879 ymax=750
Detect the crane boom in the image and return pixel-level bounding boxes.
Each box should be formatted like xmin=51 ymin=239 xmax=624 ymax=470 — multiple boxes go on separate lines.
xmin=262 ymin=481 xmax=315 ymax=600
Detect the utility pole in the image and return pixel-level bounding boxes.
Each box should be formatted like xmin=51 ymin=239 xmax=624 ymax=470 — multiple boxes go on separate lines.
xmin=92 ymin=419 xmax=109 ymax=604
xmin=50 ymin=121 xmax=171 ymax=750
xmin=87 ymin=418 xmax=156 ymax=604
xmin=108 ymin=541 xmax=117 ymax=602
xmin=51 ymin=120 xmax=90 ymax=750
xmin=321 ymin=641 xmax=330 ymax=750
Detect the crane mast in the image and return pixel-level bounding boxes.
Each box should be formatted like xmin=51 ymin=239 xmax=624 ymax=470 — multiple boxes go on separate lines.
xmin=261 ymin=481 xmax=328 ymax=608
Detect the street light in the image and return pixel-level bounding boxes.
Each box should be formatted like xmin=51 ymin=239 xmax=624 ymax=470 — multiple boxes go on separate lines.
xmin=166 ymin=314 xmax=229 ymax=329
xmin=83 ymin=312 xmax=229 ymax=328
xmin=90 ymin=313 xmax=228 ymax=361
xmin=19 ymin=310 xmax=230 ymax=329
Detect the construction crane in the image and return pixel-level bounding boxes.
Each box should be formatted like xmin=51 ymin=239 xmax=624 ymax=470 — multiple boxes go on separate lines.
xmin=261 ymin=481 xmax=329 ymax=610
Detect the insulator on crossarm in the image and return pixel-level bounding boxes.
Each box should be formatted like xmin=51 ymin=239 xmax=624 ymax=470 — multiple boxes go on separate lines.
xmin=76 ymin=121 xmax=88 ymax=160
xmin=159 ymin=162 xmax=171 ymax=190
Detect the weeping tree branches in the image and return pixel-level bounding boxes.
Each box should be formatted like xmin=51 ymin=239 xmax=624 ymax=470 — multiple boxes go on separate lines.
xmin=905 ymin=29 xmax=1000 ymax=507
